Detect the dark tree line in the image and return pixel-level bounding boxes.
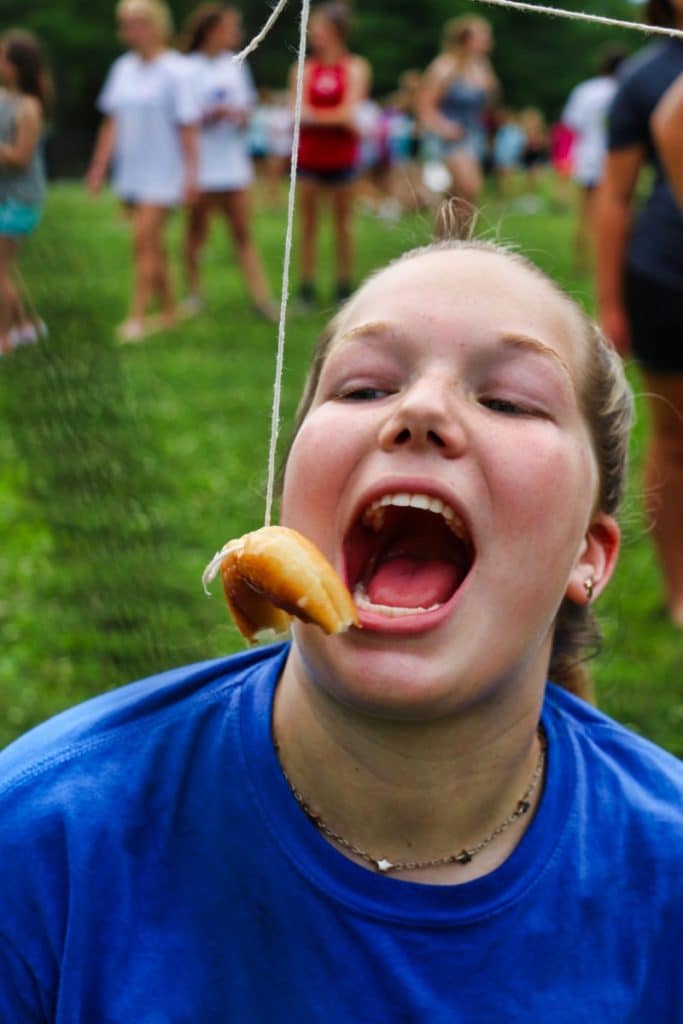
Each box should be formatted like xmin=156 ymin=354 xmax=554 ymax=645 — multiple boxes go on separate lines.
xmin=2 ymin=0 xmax=643 ymax=175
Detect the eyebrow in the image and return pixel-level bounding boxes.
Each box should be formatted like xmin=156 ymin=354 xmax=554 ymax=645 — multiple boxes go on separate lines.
xmin=499 ymin=333 xmax=576 ymax=391
xmin=332 ymin=322 xmax=576 ymax=391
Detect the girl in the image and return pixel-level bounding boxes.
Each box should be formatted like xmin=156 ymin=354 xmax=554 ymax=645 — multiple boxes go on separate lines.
xmin=0 ymin=29 xmax=49 ymax=355
xmin=291 ymin=2 xmax=370 ymax=308
xmin=1 ymin=238 xmax=682 ymax=1020
xmin=182 ymin=4 xmax=278 ymax=322
xmin=597 ymin=0 xmax=683 ymax=626
xmin=85 ymin=0 xmax=199 ymax=343
xmin=419 ymin=16 xmax=499 ymax=204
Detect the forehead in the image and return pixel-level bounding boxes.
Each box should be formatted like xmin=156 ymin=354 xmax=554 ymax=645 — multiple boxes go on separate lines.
xmin=335 ymin=249 xmax=585 ymax=375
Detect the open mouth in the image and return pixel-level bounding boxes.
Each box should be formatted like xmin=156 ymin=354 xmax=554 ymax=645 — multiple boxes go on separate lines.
xmin=343 ymin=491 xmax=474 ymax=623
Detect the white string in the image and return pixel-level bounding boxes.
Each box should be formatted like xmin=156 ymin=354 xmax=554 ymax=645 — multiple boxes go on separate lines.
xmin=263 ymin=0 xmax=311 ymax=527
xmin=234 ymin=0 xmax=291 ymax=62
xmin=475 ymin=0 xmax=683 ymax=38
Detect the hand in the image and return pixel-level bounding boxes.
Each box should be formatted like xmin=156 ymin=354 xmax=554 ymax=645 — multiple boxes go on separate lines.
xmin=600 ymin=302 xmax=631 ymax=358
xmin=443 ymin=121 xmax=465 ymax=142
xmin=85 ymin=165 xmax=105 ymax=196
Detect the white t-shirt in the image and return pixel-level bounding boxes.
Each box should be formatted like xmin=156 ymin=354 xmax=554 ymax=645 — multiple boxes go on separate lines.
xmin=562 ymin=75 xmax=618 ymax=186
xmin=187 ymin=51 xmax=256 ymax=191
xmin=98 ymin=50 xmax=199 ymax=206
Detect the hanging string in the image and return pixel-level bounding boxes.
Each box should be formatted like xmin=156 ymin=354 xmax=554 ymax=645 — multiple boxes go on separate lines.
xmin=234 ymin=0 xmax=291 ymax=62
xmin=260 ymin=0 xmax=311 ymax=527
xmin=476 ymin=0 xmax=683 ymax=38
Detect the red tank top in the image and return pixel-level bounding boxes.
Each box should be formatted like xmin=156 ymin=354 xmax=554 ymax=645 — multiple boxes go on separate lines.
xmin=298 ymin=58 xmax=359 ymax=172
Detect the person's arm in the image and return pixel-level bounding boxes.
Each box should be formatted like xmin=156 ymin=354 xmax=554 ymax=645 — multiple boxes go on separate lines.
xmin=85 ymin=115 xmax=116 ymax=195
xmin=416 ymin=57 xmax=463 ymax=140
xmin=651 ymin=71 xmax=683 ymax=208
xmin=595 ymin=145 xmax=644 ymax=356
xmin=179 ymin=122 xmax=198 ymax=204
xmin=0 ymin=96 xmax=42 ymax=169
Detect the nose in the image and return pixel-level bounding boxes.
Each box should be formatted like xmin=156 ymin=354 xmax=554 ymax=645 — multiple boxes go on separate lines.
xmin=377 ymin=374 xmax=467 ymax=457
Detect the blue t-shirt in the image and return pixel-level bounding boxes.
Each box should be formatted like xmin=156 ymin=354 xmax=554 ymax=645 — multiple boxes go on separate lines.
xmin=608 ymin=39 xmax=683 ymax=290
xmin=0 ymin=643 xmax=681 ymax=1022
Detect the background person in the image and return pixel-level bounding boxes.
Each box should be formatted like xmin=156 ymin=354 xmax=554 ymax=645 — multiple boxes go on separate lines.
xmin=85 ymin=0 xmax=198 ymax=343
xmin=418 ymin=15 xmax=499 ymax=205
xmin=651 ymin=69 xmax=683 ymax=207
xmin=2 ymin=236 xmax=682 ymax=1019
xmin=597 ymin=0 xmax=683 ymax=627
xmin=0 ymin=28 xmax=49 ymax=354
xmin=183 ymin=4 xmax=277 ymax=322
xmin=290 ymin=1 xmax=370 ymax=309
xmin=562 ymin=44 xmax=626 ymax=274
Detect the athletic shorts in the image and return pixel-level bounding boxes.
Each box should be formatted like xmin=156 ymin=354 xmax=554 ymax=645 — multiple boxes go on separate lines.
xmin=625 ymin=266 xmax=683 ymax=374
xmin=0 ymin=199 xmax=41 ymax=237
xmin=297 ymin=165 xmax=358 ymax=186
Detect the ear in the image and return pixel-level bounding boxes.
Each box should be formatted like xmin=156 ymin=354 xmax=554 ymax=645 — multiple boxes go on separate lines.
xmin=565 ymin=513 xmax=621 ymax=605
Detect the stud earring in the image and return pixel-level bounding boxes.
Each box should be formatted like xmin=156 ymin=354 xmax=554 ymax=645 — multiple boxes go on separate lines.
xmin=583 ymin=577 xmax=594 ymax=601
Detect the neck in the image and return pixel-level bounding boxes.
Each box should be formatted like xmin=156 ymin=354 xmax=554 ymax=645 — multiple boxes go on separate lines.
xmin=274 ymin=647 xmax=545 ymax=884
xmin=137 ymin=43 xmax=164 ymax=61
xmin=316 ymin=45 xmax=345 ymax=64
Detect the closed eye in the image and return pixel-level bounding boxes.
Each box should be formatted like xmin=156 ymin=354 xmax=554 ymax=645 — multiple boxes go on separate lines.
xmin=337 ymin=387 xmax=393 ymax=401
xmin=479 ymin=397 xmax=538 ymax=416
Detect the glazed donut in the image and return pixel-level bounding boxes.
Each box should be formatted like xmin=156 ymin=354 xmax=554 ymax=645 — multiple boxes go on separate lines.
xmin=203 ymin=526 xmax=359 ymax=643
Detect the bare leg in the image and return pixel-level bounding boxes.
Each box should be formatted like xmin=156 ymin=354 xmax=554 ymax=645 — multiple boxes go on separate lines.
xmin=129 ymin=204 xmax=173 ymax=325
xmin=0 ymin=236 xmax=22 ymax=352
xmin=298 ymin=177 xmax=321 ymax=290
xmin=641 ymin=371 xmax=683 ymax=625
xmin=330 ymin=181 xmax=356 ymax=291
xmin=445 ymin=151 xmax=483 ymax=205
xmin=184 ymin=195 xmax=212 ymax=300
xmin=221 ymin=189 xmax=274 ymax=312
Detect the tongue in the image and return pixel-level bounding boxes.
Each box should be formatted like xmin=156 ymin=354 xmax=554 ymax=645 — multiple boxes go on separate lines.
xmin=367 ymin=556 xmax=461 ymax=609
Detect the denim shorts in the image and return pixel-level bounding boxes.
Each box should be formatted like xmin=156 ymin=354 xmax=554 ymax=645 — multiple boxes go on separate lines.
xmin=0 ymin=198 xmax=41 ymax=237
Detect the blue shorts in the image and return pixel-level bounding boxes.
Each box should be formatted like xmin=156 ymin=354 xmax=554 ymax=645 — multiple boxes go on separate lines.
xmin=297 ymin=165 xmax=358 ymax=186
xmin=422 ymin=131 xmax=486 ymax=163
xmin=0 ymin=199 xmax=41 ymax=237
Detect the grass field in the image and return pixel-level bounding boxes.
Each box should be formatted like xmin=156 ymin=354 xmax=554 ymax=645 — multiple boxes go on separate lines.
xmin=0 ymin=181 xmax=681 ymax=755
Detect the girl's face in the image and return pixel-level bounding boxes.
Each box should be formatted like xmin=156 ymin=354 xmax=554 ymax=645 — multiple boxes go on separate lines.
xmin=281 ymin=250 xmax=619 ymax=719
xmin=464 ymin=22 xmax=493 ymax=55
xmin=308 ymin=13 xmax=342 ymax=54
xmin=211 ymin=11 xmax=242 ymax=52
xmin=117 ymin=10 xmax=161 ymax=52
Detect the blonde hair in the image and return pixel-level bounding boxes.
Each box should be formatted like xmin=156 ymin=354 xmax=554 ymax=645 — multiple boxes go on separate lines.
xmin=116 ymin=0 xmax=174 ymax=41
xmin=280 ymin=239 xmax=633 ymax=703
xmin=441 ymin=15 xmax=490 ymax=55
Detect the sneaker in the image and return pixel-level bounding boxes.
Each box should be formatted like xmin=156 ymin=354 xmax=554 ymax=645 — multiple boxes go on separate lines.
xmin=294 ymin=283 xmax=317 ymax=313
xmin=180 ymin=294 xmax=203 ymax=318
xmin=335 ymin=281 xmax=353 ymax=304
xmin=9 ymin=324 xmax=38 ymax=348
xmin=116 ymin=319 xmax=148 ymax=344
xmin=252 ymin=299 xmax=280 ymax=324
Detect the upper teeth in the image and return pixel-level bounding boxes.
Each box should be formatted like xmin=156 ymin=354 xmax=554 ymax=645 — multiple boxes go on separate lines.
xmin=361 ymin=492 xmax=468 ymax=540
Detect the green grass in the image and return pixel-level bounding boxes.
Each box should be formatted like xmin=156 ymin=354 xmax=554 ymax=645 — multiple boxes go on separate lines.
xmin=0 ymin=182 xmax=681 ymax=755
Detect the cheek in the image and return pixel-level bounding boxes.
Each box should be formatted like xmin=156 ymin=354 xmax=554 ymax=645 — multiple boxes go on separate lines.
xmin=493 ymin=431 xmax=596 ymax=542
xmin=280 ymin=408 xmax=361 ymax=528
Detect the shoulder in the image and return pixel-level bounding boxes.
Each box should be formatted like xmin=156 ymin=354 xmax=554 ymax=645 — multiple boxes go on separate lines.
xmin=546 ymin=684 xmax=683 ymax=825
xmin=616 ymin=41 xmax=671 ymax=92
xmin=424 ymin=54 xmax=455 ymax=83
xmin=16 ymin=94 xmax=41 ymax=124
xmin=0 ymin=643 xmax=288 ymax=808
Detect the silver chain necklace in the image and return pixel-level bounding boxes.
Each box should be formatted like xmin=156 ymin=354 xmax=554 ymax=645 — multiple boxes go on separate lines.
xmin=276 ymin=728 xmax=547 ymax=874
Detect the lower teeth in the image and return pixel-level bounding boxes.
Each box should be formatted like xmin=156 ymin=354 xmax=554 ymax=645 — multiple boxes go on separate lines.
xmin=353 ymin=585 xmax=442 ymax=617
